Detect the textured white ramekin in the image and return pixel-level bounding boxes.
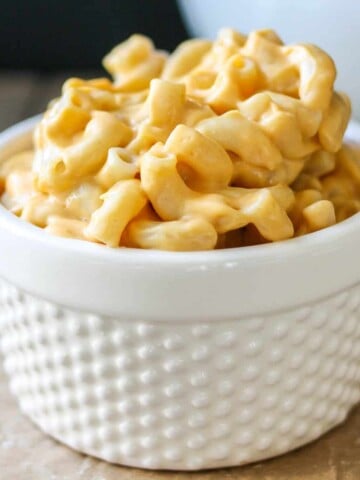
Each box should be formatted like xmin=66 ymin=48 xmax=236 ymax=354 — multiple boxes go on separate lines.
xmin=0 ymin=117 xmax=359 ymax=471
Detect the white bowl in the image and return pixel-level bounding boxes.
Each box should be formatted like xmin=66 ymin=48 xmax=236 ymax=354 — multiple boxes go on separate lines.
xmin=0 ymin=116 xmax=360 ymax=471
xmin=177 ymin=0 xmax=360 ymax=120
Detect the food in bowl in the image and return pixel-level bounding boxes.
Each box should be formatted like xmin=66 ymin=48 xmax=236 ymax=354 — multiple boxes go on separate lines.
xmin=1 ymin=29 xmax=359 ymax=250
xmin=0 ymin=29 xmax=359 ymax=471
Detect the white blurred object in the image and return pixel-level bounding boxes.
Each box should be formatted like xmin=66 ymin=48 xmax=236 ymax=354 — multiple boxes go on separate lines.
xmin=177 ymin=0 xmax=360 ymax=119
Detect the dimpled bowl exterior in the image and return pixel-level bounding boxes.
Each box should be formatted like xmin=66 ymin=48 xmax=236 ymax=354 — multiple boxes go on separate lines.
xmin=1 ymin=279 xmax=360 ymax=470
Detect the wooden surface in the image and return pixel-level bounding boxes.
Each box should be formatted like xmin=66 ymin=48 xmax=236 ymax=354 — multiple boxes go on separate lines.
xmin=1 ymin=72 xmax=360 ymax=479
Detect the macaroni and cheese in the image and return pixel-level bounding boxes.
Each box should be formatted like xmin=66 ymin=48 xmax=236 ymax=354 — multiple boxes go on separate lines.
xmin=1 ymin=29 xmax=359 ymax=250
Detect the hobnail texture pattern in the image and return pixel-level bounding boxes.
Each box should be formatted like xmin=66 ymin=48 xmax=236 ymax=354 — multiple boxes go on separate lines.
xmin=0 ymin=279 xmax=359 ymax=471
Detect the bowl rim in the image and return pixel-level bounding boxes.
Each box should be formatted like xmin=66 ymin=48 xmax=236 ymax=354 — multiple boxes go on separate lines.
xmin=0 ymin=115 xmax=360 ymax=266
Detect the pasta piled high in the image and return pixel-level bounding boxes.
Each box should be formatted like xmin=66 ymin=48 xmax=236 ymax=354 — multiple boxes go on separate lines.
xmin=1 ymin=29 xmax=360 ymax=250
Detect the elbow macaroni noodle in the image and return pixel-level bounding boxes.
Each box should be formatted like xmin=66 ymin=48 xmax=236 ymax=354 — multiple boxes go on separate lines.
xmin=1 ymin=29 xmax=360 ymax=250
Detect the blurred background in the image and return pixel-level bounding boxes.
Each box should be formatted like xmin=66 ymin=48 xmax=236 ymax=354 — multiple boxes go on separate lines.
xmin=1 ymin=0 xmax=360 ymax=131
xmin=0 ymin=0 xmax=188 ymax=131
